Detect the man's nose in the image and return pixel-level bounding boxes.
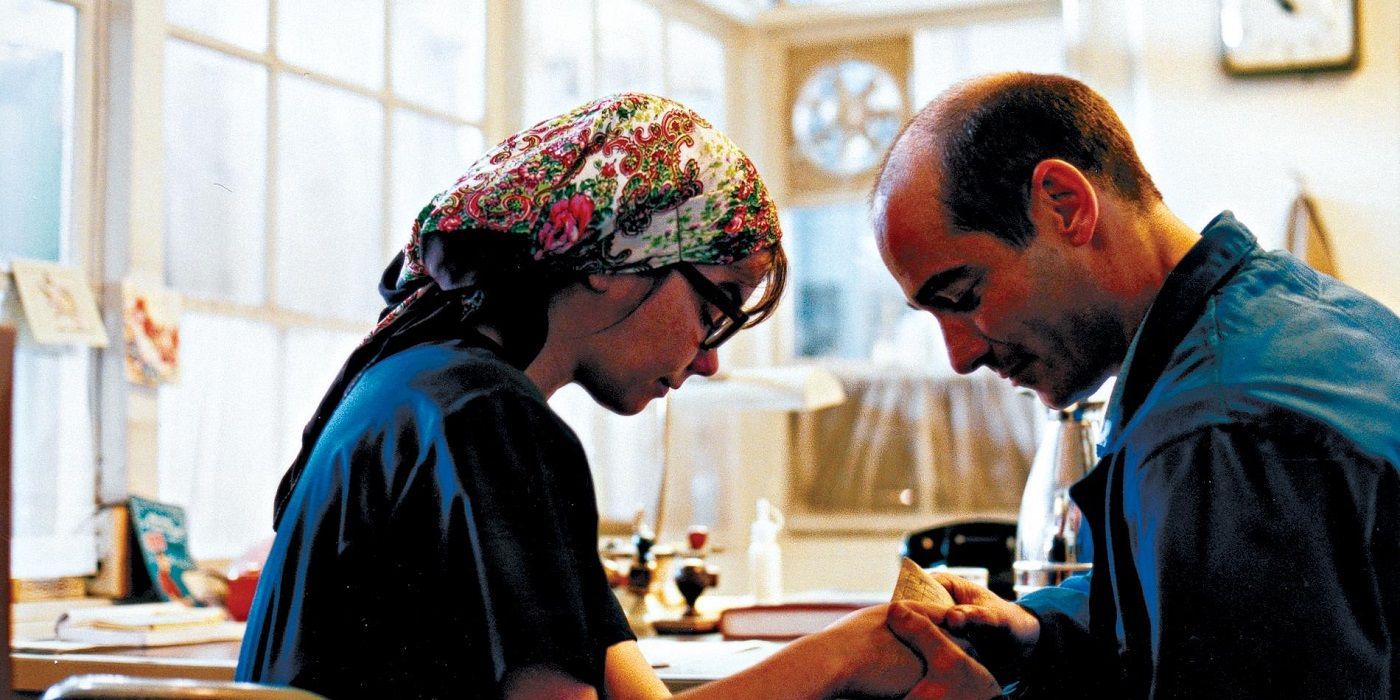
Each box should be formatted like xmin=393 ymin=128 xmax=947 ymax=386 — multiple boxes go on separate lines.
xmin=939 ymin=316 xmax=992 ymax=374
xmin=689 ymin=346 xmax=720 ymax=377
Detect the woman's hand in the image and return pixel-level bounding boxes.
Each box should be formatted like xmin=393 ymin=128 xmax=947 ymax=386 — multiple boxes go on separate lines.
xmin=785 ymin=604 xmax=924 ymax=698
xmin=886 ymin=603 xmax=1003 ymax=700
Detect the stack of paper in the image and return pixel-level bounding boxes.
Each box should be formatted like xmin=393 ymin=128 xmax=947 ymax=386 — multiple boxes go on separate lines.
xmin=55 ymin=602 xmax=244 ymax=648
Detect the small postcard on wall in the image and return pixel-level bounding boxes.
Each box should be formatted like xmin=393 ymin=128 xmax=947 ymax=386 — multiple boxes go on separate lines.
xmin=122 ymin=280 xmax=181 ymax=386
xmin=10 ymin=258 xmax=108 ymax=347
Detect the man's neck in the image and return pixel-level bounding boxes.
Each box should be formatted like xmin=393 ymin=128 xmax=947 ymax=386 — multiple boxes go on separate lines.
xmin=1103 ymin=201 xmax=1202 ymax=349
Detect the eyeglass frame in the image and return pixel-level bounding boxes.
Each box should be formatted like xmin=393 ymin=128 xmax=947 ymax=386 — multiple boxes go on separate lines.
xmin=672 ymin=262 xmax=750 ymax=351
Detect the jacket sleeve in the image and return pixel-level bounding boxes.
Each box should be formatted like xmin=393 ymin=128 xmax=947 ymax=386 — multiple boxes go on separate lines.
xmin=1014 ymin=573 xmax=1120 ymax=697
xmin=1129 ymin=420 xmax=1396 ymax=698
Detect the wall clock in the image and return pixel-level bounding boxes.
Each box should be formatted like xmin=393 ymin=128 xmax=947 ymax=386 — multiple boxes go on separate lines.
xmin=1219 ymin=0 xmax=1360 ymax=76
xmin=790 ymin=59 xmax=904 ymax=177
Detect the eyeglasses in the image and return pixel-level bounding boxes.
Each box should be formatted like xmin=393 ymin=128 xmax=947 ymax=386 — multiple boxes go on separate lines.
xmin=674 ymin=263 xmax=750 ymax=351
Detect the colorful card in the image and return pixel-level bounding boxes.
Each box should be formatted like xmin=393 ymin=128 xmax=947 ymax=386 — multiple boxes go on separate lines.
xmin=128 ymin=496 xmax=196 ymax=602
xmin=121 ymin=280 xmax=181 ymax=386
xmin=9 ymin=258 xmax=108 ymax=347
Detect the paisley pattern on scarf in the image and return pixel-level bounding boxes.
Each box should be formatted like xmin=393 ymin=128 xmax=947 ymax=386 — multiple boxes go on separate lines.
xmin=375 ymin=93 xmax=780 ymax=336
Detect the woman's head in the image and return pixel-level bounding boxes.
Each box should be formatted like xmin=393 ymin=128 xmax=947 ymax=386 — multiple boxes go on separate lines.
xmin=376 ymin=93 xmax=786 ymax=360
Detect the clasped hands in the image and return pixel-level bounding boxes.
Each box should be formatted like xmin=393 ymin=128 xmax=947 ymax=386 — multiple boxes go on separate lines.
xmin=829 ymin=573 xmax=1042 ymax=700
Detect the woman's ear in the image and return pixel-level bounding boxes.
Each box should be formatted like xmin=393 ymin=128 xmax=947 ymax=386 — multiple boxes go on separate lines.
xmin=1029 ymin=159 xmax=1099 ymax=247
xmin=583 ymin=273 xmax=612 ymax=294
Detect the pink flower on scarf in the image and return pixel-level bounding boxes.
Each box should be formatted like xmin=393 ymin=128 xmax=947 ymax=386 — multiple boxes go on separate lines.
xmin=438 ymin=214 xmax=463 ymax=232
xmin=537 ymin=193 xmax=595 ymax=257
xmin=724 ymin=211 xmax=746 ymax=236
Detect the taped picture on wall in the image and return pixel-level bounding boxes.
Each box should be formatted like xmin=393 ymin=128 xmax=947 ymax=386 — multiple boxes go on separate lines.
xmin=10 ymin=259 xmax=107 ymax=347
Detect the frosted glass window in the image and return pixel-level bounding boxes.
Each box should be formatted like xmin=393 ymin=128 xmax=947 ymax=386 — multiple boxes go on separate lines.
xmin=163 ymin=38 xmax=268 ymax=305
xmin=597 ymin=0 xmax=663 ymax=96
xmin=391 ymin=0 xmax=486 ymax=120
xmin=521 ymin=0 xmax=595 ymax=127
xmin=157 ymin=313 xmax=281 ymax=558
xmin=666 ymin=21 xmax=726 ymax=130
xmin=912 ymin=15 xmax=1065 ymax=108
xmin=165 ymin=0 xmax=268 ymax=52
xmin=0 ymin=0 xmax=76 ymax=264
xmin=278 ymin=0 xmax=384 ymax=90
xmin=278 ymin=327 xmax=364 ymax=468
xmin=390 ymin=109 xmax=484 ymax=260
xmin=787 ymin=203 xmax=918 ymax=359
xmin=276 ymin=75 xmax=384 ymax=321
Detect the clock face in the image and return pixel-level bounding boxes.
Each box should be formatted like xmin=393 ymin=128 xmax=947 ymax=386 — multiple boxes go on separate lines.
xmin=1220 ymin=0 xmax=1359 ymax=75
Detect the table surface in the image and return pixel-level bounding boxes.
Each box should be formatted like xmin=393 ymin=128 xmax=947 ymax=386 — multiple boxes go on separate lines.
xmin=12 ymin=636 xmax=781 ymax=694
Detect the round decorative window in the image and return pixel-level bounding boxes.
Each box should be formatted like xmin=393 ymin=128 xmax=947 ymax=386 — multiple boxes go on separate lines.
xmin=790 ymin=59 xmax=904 ymax=177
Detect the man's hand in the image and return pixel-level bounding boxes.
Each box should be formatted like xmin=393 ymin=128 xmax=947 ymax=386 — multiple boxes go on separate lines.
xmin=899 ymin=573 xmax=1040 ymax=683
xmin=886 ymin=602 xmax=1002 ymax=699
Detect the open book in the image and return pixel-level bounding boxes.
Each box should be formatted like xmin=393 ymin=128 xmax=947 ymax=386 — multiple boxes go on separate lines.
xmin=718 ymin=558 xmax=953 ymax=640
xmin=55 ymin=602 xmax=244 ymax=648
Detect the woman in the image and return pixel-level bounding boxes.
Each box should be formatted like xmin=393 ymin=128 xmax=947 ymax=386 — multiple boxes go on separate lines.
xmin=235 ymin=94 xmax=994 ymax=699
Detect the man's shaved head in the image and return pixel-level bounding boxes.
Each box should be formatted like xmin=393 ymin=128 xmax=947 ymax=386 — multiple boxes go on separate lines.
xmin=874 ymin=72 xmax=1160 ymax=248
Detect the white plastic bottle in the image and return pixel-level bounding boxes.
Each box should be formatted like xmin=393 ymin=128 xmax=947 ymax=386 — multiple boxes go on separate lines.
xmin=748 ymin=498 xmax=784 ymax=604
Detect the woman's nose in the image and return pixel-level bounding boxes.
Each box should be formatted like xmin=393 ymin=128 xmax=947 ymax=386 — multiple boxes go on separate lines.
xmin=689 ymin=347 xmax=720 ymax=377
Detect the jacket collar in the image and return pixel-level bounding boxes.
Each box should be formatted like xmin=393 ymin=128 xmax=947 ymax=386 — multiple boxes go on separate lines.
xmin=1098 ymin=212 xmax=1256 ymax=456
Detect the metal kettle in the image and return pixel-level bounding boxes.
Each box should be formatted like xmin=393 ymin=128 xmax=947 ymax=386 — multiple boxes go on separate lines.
xmin=1012 ymin=398 xmax=1105 ymax=598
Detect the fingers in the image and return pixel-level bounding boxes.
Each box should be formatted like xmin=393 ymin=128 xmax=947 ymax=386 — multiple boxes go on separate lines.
xmin=932 ymin=573 xmax=995 ymax=605
xmin=887 ymin=602 xmax=937 ymax=660
xmin=888 ymin=604 xmax=1003 ymax=700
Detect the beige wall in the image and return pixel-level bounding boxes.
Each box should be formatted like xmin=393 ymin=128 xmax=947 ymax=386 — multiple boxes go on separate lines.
xmin=1132 ymin=0 xmax=1400 ymax=311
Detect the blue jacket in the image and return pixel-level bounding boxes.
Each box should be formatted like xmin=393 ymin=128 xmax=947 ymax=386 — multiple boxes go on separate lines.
xmin=1017 ymin=213 xmax=1400 ymax=698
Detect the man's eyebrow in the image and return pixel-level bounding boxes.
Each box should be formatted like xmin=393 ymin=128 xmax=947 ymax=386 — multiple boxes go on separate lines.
xmin=913 ymin=265 xmax=976 ymax=308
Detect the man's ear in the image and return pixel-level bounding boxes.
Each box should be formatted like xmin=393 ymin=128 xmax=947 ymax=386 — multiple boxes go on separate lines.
xmin=1029 ymin=159 xmax=1098 ymax=246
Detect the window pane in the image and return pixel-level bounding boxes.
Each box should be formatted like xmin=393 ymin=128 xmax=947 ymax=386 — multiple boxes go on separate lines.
xmin=164 ymin=38 xmax=268 ymax=304
xmin=521 ymin=0 xmax=594 ymax=127
xmin=0 ymin=0 xmax=76 ymax=264
xmin=390 ymin=109 xmax=483 ymax=260
xmin=666 ymin=20 xmax=726 ymax=130
xmin=278 ymin=327 xmax=363 ymax=469
xmin=787 ymin=203 xmax=915 ymax=359
xmin=157 ymin=313 xmax=281 ymax=558
xmin=912 ymin=15 xmax=1065 ymax=108
xmin=276 ymin=75 xmax=384 ymax=321
xmin=278 ymin=0 xmax=383 ymax=90
xmin=597 ymin=0 xmax=662 ymax=96
xmin=391 ymin=0 xmax=485 ymax=120
xmin=165 ymin=0 xmax=268 ymax=53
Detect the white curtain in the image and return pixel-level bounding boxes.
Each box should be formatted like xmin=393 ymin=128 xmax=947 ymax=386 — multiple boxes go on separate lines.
xmin=792 ymin=367 xmax=1040 ymax=516
xmin=12 ymin=340 xmax=98 ymax=577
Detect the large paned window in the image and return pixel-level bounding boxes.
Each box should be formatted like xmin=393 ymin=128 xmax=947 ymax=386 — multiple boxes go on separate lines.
xmin=157 ymin=0 xmax=487 ymax=558
xmin=1 ymin=0 xmax=99 ymax=578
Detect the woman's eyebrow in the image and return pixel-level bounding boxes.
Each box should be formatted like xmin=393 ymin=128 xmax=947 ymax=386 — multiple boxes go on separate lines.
xmin=913 ymin=265 xmax=976 ymax=309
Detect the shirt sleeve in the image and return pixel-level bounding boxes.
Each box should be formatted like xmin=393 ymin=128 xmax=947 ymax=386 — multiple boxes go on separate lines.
xmin=433 ymin=386 xmax=634 ymax=691
xmin=1128 ymin=420 xmax=1396 ymax=698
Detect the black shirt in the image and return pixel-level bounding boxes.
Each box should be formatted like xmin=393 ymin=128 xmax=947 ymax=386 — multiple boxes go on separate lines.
xmin=236 ymin=339 xmax=634 ymax=698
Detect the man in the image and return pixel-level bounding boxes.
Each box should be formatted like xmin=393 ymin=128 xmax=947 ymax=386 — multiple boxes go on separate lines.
xmin=872 ymin=72 xmax=1399 ymax=698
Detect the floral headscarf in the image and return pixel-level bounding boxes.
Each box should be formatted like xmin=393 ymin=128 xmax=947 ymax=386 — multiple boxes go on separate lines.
xmin=374 ymin=92 xmax=781 ymax=337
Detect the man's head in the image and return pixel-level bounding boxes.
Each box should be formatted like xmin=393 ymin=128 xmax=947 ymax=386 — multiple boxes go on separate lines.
xmin=872 ymin=73 xmax=1162 ymax=408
